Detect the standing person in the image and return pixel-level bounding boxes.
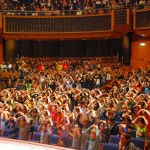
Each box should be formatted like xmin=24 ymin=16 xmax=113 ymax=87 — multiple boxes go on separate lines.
xmin=37 ymin=123 xmax=52 ymax=144
xmin=16 ymin=115 xmax=30 ymax=141
xmin=119 ymin=132 xmax=137 ymax=150
xmin=69 ymin=124 xmax=81 ymax=150
xmin=8 ymin=117 xmax=19 ymax=139
xmin=85 ymin=124 xmax=100 ymax=150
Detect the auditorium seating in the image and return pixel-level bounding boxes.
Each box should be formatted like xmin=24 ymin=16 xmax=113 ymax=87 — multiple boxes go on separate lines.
xmin=131 ymin=138 xmax=145 ymax=150
xmin=103 ymin=143 xmax=118 ymax=150
xmin=32 ymin=132 xmax=41 ymax=142
xmin=109 ymin=135 xmax=120 ymax=144
xmin=49 ymin=134 xmax=60 ymax=145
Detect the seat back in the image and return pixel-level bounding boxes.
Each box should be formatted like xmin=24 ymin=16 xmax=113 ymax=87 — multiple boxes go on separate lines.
xmin=131 ymin=130 xmax=137 ymax=138
xmin=3 ymin=129 xmax=9 ymax=137
xmin=109 ymin=135 xmax=120 ymax=144
xmin=33 ymin=132 xmax=41 ymax=142
xmin=33 ymin=125 xmax=39 ymax=132
xmin=103 ymin=143 xmax=118 ymax=150
xmin=131 ymin=138 xmax=145 ymax=150
xmin=49 ymin=134 xmax=60 ymax=145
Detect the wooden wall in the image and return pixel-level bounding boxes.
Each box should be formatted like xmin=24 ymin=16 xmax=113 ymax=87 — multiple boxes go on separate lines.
xmin=131 ymin=38 xmax=150 ymax=69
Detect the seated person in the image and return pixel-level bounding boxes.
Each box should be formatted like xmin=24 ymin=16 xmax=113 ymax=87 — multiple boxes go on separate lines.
xmin=119 ymin=132 xmax=138 ymax=150
xmin=133 ymin=116 xmax=148 ymax=139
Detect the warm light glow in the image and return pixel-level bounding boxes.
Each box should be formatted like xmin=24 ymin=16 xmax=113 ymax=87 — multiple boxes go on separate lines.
xmin=140 ymin=43 xmax=146 ymax=46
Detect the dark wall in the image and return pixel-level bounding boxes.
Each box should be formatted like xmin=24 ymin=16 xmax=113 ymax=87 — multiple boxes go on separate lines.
xmin=4 ymin=34 xmax=131 ymax=64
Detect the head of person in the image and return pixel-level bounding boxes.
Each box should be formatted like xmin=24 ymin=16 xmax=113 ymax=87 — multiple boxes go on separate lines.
xmin=123 ymin=116 xmax=132 ymax=125
xmin=137 ymin=117 xmax=146 ymax=128
xmin=120 ymin=132 xmax=131 ymax=146
xmin=107 ymin=117 xmax=115 ymax=125
xmin=31 ymin=108 xmax=38 ymax=117
xmin=90 ymin=129 xmax=97 ymax=140
xmin=41 ymin=123 xmax=47 ymax=132
xmin=99 ymin=122 xmax=107 ymax=132
xmin=73 ymin=125 xmax=80 ymax=137
xmin=9 ymin=117 xmax=15 ymax=127
xmin=19 ymin=116 xmax=26 ymax=126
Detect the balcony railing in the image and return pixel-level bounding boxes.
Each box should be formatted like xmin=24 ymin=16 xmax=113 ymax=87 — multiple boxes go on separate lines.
xmin=3 ymin=13 xmax=112 ymax=33
xmin=133 ymin=8 xmax=150 ymax=29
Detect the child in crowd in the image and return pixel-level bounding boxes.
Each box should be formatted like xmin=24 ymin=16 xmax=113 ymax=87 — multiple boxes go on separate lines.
xmin=133 ymin=116 xmax=148 ymax=139
xmin=8 ymin=117 xmax=19 ymax=139
xmin=69 ymin=124 xmax=81 ymax=150
xmin=85 ymin=124 xmax=100 ymax=150
xmin=38 ymin=122 xmax=52 ymax=144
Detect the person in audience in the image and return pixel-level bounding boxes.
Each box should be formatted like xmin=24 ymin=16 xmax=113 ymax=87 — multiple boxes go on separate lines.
xmin=69 ymin=124 xmax=81 ymax=150
xmin=16 ymin=114 xmax=30 ymax=141
xmin=119 ymin=132 xmax=137 ymax=150
xmin=132 ymin=116 xmax=148 ymax=139
xmin=0 ymin=57 xmax=150 ymax=150
xmin=38 ymin=122 xmax=52 ymax=144
xmin=85 ymin=124 xmax=100 ymax=150
xmin=8 ymin=117 xmax=19 ymax=139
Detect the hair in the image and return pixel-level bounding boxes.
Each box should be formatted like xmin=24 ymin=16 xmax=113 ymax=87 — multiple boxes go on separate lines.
xmin=107 ymin=117 xmax=115 ymax=122
xmin=9 ymin=117 xmax=15 ymax=124
xmin=90 ymin=129 xmax=96 ymax=135
xmin=138 ymin=117 xmax=146 ymax=124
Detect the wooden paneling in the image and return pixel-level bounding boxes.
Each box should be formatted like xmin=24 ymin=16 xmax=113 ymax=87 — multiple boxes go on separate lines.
xmin=0 ymin=13 xmax=2 ymax=34
xmin=133 ymin=9 xmax=150 ymax=30
xmin=3 ymin=14 xmax=112 ymax=33
xmin=0 ymin=39 xmax=3 ymax=63
xmin=2 ymin=32 xmax=113 ymax=40
xmin=131 ymin=40 xmax=150 ymax=69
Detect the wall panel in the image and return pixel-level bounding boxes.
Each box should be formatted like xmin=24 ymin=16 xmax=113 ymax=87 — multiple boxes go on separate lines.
xmin=59 ymin=41 xmax=70 ymax=57
xmin=85 ymin=40 xmax=97 ymax=57
xmin=20 ymin=41 xmax=33 ymax=57
xmin=131 ymin=40 xmax=150 ymax=68
xmin=32 ymin=41 xmax=45 ymax=57
xmin=70 ymin=40 xmax=84 ymax=57
xmin=45 ymin=41 xmax=59 ymax=57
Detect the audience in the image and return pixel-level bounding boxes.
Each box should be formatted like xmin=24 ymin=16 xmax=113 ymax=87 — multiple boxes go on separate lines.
xmin=119 ymin=132 xmax=137 ymax=150
xmin=0 ymin=0 xmax=149 ymax=16
xmin=0 ymin=56 xmax=149 ymax=150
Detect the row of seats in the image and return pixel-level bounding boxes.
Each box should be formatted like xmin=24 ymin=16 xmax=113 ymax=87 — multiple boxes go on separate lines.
xmin=1 ymin=129 xmax=145 ymax=150
xmin=108 ymin=135 xmax=145 ymax=150
xmin=1 ymin=129 xmax=73 ymax=148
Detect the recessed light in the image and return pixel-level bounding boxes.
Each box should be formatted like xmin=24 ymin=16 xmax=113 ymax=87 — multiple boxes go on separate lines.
xmin=141 ymin=34 xmax=145 ymax=37
xmin=140 ymin=42 xmax=146 ymax=46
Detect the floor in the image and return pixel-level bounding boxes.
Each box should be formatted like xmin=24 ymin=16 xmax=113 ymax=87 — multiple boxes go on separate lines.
xmin=0 ymin=137 xmax=72 ymax=150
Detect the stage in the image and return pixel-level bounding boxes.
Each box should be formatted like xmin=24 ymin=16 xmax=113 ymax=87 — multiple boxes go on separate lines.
xmin=0 ymin=137 xmax=72 ymax=150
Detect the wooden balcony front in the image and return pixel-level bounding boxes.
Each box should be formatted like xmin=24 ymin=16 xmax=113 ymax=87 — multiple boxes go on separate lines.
xmin=1 ymin=9 xmax=131 ymax=40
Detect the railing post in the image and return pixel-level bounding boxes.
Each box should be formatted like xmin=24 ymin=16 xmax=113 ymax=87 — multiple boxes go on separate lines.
xmin=111 ymin=10 xmax=114 ymax=31
xmin=133 ymin=9 xmax=136 ymax=30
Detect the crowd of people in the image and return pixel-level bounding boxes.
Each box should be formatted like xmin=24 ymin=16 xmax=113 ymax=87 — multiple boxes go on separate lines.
xmin=0 ymin=0 xmax=149 ymax=16
xmin=0 ymin=56 xmax=150 ymax=150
